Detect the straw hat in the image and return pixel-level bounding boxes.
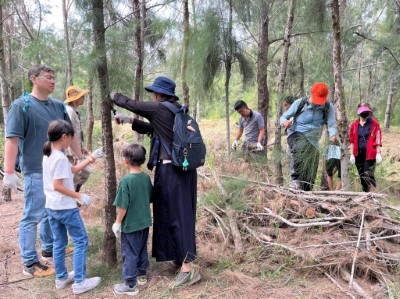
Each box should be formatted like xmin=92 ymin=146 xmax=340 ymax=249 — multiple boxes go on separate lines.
xmin=65 ymin=85 xmax=89 ymax=103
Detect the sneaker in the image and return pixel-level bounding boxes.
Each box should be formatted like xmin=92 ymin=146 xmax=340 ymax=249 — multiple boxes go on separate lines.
xmin=172 ymin=267 xmax=201 ymax=288
xmin=137 ymin=275 xmax=147 ymax=286
xmin=41 ymin=250 xmax=53 ymax=258
xmin=114 ymin=283 xmax=139 ymax=296
xmin=23 ymin=262 xmax=55 ymax=277
xmin=42 ymin=247 xmax=75 ymax=258
xmin=72 ymin=277 xmax=101 ymax=294
xmin=56 ymin=271 xmax=75 ymax=289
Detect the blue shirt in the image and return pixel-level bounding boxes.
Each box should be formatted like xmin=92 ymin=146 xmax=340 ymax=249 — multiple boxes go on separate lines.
xmin=6 ymin=95 xmax=70 ymax=174
xmin=280 ymin=97 xmax=337 ymax=147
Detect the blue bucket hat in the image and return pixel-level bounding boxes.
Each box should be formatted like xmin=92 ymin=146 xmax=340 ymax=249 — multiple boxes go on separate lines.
xmin=145 ymin=76 xmax=179 ymax=100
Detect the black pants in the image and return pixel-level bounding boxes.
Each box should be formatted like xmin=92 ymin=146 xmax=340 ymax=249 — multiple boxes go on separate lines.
xmin=355 ymin=148 xmax=376 ymax=192
xmin=152 ymin=162 xmax=197 ymax=264
xmin=288 ymin=132 xmax=320 ymax=191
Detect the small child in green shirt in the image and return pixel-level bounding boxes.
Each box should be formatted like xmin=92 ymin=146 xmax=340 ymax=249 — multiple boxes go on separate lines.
xmin=112 ymin=144 xmax=153 ymax=296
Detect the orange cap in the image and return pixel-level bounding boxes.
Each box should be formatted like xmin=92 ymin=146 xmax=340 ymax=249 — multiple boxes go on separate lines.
xmin=311 ymin=82 xmax=328 ymax=105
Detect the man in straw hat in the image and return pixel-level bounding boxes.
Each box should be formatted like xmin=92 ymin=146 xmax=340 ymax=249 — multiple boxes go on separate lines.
xmin=65 ymin=85 xmax=103 ymax=192
xmin=280 ymin=82 xmax=337 ymax=191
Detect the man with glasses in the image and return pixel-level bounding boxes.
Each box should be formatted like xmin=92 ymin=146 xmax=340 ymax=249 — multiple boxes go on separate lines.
xmin=3 ymin=65 xmax=84 ymax=277
xmin=232 ymin=100 xmax=265 ymax=156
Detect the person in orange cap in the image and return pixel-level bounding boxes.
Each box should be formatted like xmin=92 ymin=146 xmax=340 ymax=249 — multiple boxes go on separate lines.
xmin=64 ymin=85 xmax=103 ymax=191
xmin=280 ymin=82 xmax=337 ymax=191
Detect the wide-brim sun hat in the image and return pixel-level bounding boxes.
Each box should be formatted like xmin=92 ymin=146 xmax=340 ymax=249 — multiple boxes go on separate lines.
xmin=311 ymin=82 xmax=329 ymax=105
xmin=65 ymin=85 xmax=89 ymax=103
xmin=357 ymin=105 xmax=372 ymax=115
xmin=145 ymin=76 xmax=179 ymax=100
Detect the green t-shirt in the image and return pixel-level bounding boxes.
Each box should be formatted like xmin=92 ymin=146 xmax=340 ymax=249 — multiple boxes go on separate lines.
xmin=113 ymin=172 xmax=153 ymax=233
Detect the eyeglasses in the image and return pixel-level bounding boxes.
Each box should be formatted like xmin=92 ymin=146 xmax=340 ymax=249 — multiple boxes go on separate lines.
xmin=38 ymin=75 xmax=56 ymax=81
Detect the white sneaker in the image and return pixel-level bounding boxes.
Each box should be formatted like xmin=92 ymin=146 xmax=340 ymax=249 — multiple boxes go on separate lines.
xmin=72 ymin=277 xmax=101 ymax=294
xmin=56 ymin=271 xmax=74 ymax=289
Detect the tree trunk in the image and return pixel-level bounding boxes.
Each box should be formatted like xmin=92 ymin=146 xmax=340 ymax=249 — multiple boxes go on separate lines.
xmin=180 ymin=0 xmax=190 ymax=108
xmin=299 ymin=49 xmax=304 ymax=95
xmin=274 ymin=0 xmax=295 ymax=185
xmin=132 ymin=0 xmax=144 ymax=141
xmin=133 ymin=0 xmax=142 ymax=100
xmin=225 ymin=0 xmax=233 ymax=154
xmin=86 ymin=74 xmax=94 ymax=152
xmin=257 ymin=0 xmax=271 ymax=147
xmin=331 ymin=0 xmax=350 ymax=190
xmin=92 ymin=0 xmax=117 ymax=265
xmin=0 ymin=3 xmax=12 ymax=202
xmin=384 ymin=74 xmax=394 ymax=128
xmin=62 ymin=0 xmax=73 ymax=87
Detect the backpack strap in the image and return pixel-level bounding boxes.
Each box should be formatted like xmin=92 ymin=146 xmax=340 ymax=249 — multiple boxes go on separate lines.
xmin=156 ymin=102 xmax=180 ymax=158
xmin=15 ymin=92 xmax=31 ymax=113
xmin=323 ymin=101 xmax=330 ymax=125
xmin=161 ymin=101 xmax=181 ymax=114
xmin=292 ymin=96 xmax=330 ymax=125
xmin=292 ymin=96 xmax=308 ymax=122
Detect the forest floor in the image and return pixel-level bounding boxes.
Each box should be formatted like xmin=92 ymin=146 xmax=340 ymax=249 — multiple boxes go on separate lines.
xmin=1 ymin=120 xmax=400 ymax=299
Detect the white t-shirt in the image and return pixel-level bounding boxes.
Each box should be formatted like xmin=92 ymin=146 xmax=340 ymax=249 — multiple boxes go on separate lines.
xmin=43 ymin=150 xmax=77 ymax=210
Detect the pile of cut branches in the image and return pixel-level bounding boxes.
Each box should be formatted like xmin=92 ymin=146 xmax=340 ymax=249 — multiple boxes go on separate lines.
xmin=199 ymin=178 xmax=400 ymax=299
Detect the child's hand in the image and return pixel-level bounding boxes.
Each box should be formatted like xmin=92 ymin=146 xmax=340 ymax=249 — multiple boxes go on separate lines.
xmin=87 ymin=156 xmax=95 ymax=164
xmin=112 ymin=223 xmax=121 ymax=240
xmin=79 ymin=193 xmax=92 ymax=206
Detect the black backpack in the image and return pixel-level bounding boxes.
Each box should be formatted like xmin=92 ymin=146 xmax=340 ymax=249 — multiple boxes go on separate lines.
xmin=293 ymin=96 xmax=331 ymax=124
xmin=159 ymin=102 xmax=206 ymax=171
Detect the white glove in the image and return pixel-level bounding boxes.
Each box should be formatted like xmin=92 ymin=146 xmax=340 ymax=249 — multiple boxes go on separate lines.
xmin=112 ymin=223 xmax=121 ymax=239
xmin=349 ymin=155 xmax=355 ymax=165
xmin=110 ymin=92 xmax=117 ymax=100
xmin=79 ymin=193 xmax=91 ymax=206
xmin=91 ymin=148 xmax=104 ymax=159
xmin=376 ymin=153 xmax=382 ymax=164
xmin=256 ymin=142 xmax=264 ymax=151
xmin=114 ymin=113 xmax=133 ymax=125
xmin=232 ymin=140 xmax=238 ymax=150
xmin=3 ymin=173 xmax=23 ymax=193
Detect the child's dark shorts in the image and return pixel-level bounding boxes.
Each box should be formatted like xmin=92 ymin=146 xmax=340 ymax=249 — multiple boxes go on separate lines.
xmin=326 ymin=158 xmax=341 ymax=178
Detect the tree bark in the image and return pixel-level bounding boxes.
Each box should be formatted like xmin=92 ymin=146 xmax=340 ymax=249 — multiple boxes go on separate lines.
xmin=92 ymin=0 xmax=117 ymax=265
xmin=384 ymin=74 xmax=394 ymax=128
xmin=0 ymin=3 xmax=12 ymax=202
xmin=62 ymin=0 xmax=73 ymax=87
xmin=225 ymin=0 xmax=233 ymax=154
xmin=299 ymin=49 xmax=304 ymax=95
xmin=331 ymin=0 xmax=350 ymax=190
xmin=180 ymin=0 xmax=190 ymax=108
xmin=274 ymin=0 xmax=295 ymax=185
xmin=86 ymin=74 xmax=94 ymax=152
xmin=257 ymin=0 xmax=271 ymax=147
xmin=132 ymin=0 xmax=144 ymax=141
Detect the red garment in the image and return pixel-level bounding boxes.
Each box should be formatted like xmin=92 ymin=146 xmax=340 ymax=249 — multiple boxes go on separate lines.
xmin=349 ymin=117 xmax=382 ymax=160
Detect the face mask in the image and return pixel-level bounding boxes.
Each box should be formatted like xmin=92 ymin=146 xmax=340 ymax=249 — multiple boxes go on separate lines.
xmin=360 ymin=112 xmax=370 ymax=119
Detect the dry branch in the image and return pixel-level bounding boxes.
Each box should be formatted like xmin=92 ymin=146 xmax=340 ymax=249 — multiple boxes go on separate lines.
xmin=263 ymin=208 xmax=334 ymax=227
xmin=349 ymin=209 xmax=365 ymax=288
